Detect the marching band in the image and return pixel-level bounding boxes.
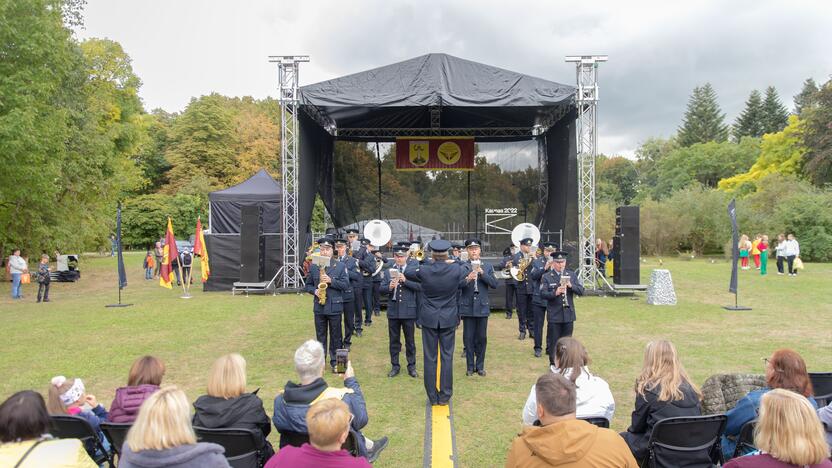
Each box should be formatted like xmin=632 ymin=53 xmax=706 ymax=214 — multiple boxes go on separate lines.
xmin=302 ymin=220 xmax=582 ymax=405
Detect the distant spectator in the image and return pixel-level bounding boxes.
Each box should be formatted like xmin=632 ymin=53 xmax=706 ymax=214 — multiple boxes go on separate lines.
xmin=143 ymin=251 xmax=155 ymax=280
xmin=47 ymin=376 xmax=111 ymax=459
xmin=506 ymin=373 xmax=637 ymax=467
xmin=739 ymin=235 xmax=751 ymax=270
xmin=751 ymin=234 xmax=762 ymax=269
xmin=273 ymin=340 xmax=388 ymax=463
xmin=8 ymin=249 xmax=27 ymax=299
xmin=172 ymin=249 xmax=182 ymax=285
xmin=819 ymin=401 xmax=832 ymax=450
xmin=724 ymin=389 xmax=831 ymax=468
xmin=36 ymin=254 xmax=51 ymax=303
xmin=595 ymin=239 xmax=608 ymax=277
xmin=774 ymin=233 xmax=787 ymax=275
xmin=154 ymin=242 xmax=163 ymax=279
xmin=110 ymin=234 xmax=117 ymax=257
xmin=193 ymin=354 xmax=274 ymax=460
xmin=180 ymin=248 xmax=194 ymax=285
xmin=759 ymin=234 xmax=769 ymax=276
xmin=783 ymin=233 xmax=800 ymax=276
xmin=620 ymin=340 xmax=702 ymax=464
xmin=119 ymin=386 xmax=229 ymax=468
xmin=109 ymin=356 xmax=165 ymax=423
xmin=722 ymin=348 xmax=817 ymax=459
xmin=522 ymin=337 xmax=615 ymax=425
xmin=265 ymin=399 xmax=371 ymax=468
xmin=0 ymin=390 xmax=96 ymax=467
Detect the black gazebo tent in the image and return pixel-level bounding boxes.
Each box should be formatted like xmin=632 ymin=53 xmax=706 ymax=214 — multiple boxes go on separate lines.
xmin=295 ymin=53 xmax=579 ymax=256
xmin=204 ymin=169 xmax=283 ymax=291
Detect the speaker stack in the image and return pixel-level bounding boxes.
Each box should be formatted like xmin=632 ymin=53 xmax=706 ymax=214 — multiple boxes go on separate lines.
xmin=613 ymin=205 xmax=640 ymax=285
xmin=240 ymin=206 xmax=264 ymax=283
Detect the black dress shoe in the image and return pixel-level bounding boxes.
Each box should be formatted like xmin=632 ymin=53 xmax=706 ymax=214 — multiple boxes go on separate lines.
xmin=408 ymin=368 xmax=418 ymax=378
xmin=534 ymin=349 xmax=542 ymax=358
xmin=518 ymin=331 xmax=526 ymax=340
xmin=388 ymin=368 xmax=400 ymax=378
xmin=477 ymin=370 xmax=486 ymax=377
xmin=355 ymin=330 xmax=362 ymax=337
xmin=505 ymin=313 xmax=512 ymax=319
xmin=365 ymin=321 xmax=372 ymax=327
xmin=466 ymin=370 xmax=474 ymax=376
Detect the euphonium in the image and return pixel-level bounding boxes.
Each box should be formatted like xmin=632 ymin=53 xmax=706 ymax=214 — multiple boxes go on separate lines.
xmin=414 ymin=248 xmax=424 ymax=261
xmin=317 ymin=282 xmax=328 ymax=305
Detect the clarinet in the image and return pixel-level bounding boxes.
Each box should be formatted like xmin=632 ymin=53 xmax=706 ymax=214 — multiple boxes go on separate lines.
xmin=560 ymin=271 xmax=570 ymax=309
xmin=472 ymin=260 xmax=480 ymax=294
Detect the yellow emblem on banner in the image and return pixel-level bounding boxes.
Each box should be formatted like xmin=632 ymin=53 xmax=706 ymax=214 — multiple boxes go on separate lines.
xmin=409 ymin=141 xmax=429 ymax=166
xmin=437 ymin=141 xmax=461 ymax=165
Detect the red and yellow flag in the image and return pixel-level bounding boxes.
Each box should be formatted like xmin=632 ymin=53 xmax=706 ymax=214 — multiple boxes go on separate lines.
xmin=159 ymin=218 xmax=179 ymax=289
xmin=193 ymin=216 xmax=210 ymax=282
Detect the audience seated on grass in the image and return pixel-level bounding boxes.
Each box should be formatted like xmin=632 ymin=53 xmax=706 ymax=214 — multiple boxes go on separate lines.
xmin=620 ymin=340 xmax=702 ymax=464
xmin=109 ymin=355 xmax=165 ymax=423
xmin=192 ymin=353 xmax=275 ymax=460
xmin=820 ymin=401 xmax=832 ymax=450
xmin=47 ymin=375 xmax=112 ymax=459
xmin=724 ymin=389 xmax=831 ymax=468
xmin=119 ymin=385 xmax=229 ymax=468
xmin=506 ymin=373 xmax=638 ymax=467
xmin=522 ymin=337 xmax=615 ymax=426
xmin=273 ymin=340 xmax=388 ymax=463
xmin=0 ymin=390 xmax=97 ymax=467
xmin=722 ymin=348 xmax=817 ymax=459
xmin=265 ymin=398 xmax=371 ymax=468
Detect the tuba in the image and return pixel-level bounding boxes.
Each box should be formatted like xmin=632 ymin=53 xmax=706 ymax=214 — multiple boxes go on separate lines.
xmin=509 ymin=223 xmax=541 ymax=282
xmin=364 ymin=220 xmax=392 ymax=275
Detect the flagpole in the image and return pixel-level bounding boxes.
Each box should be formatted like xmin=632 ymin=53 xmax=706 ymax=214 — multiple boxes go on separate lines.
xmin=107 ymin=200 xmax=132 ymax=308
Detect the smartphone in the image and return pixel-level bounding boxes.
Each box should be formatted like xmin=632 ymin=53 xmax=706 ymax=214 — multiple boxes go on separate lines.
xmin=336 ymin=349 xmax=349 ymax=374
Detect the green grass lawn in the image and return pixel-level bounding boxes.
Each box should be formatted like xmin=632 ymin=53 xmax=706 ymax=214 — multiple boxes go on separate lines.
xmin=1 ymin=254 xmax=830 ymax=467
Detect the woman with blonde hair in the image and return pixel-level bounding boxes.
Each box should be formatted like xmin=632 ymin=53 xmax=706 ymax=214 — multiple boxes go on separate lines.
xmin=192 ymin=353 xmax=274 ymax=459
xmin=119 ymin=386 xmax=228 ymax=468
xmin=739 ymin=234 xmax=751 ymax=270
xmin=621 ymin=340 xmax=702 ymax=463
xmin=110 ymin=355 xmax=165 ymax=423
xmin=724 ymin=389 xmax=831 ymax=467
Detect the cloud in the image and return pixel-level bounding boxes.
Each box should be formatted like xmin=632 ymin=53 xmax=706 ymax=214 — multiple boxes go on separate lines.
xmin=76 ymin=0 xmax=831 ymax=155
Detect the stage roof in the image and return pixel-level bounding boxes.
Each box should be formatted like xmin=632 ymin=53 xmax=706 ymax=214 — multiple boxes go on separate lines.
xmin=298 ymin=53 xmax=575 ymax=139
xmin=209 ymin=169 xmax=282 ymax=202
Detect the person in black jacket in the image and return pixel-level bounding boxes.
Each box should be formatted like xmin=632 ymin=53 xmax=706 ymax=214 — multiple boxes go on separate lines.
xmin=458 ymin=239 xmax=498 ymax=376
xmin=192 ymin=353 xmax=274 ymax=460
xmin=381 ymin=245 xmax=421 ymax=378
xmin=620 ymin=340 xmax=703 ymax=464
xmin=305 ymin=237 xmax=350 ymax=371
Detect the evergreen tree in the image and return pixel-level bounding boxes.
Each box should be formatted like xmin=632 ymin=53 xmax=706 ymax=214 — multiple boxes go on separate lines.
xmin=793 ymin=78 xmax=819 ymax=115
xmin=761 ymin=86 xmax=789 ymax=134
xmin=733 ymin=90 xmax=765 ymax=139
xmin=677 ymin=83 xmax=729 ymax=147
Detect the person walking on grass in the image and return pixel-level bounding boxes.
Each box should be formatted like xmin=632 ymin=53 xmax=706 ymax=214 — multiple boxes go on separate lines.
xmin=783 ymin=234 xmax=800 ymax=276
xmin=36 ymin=254 xmax=51 ymax=303
xmin=143 ymin=250 xmax=155 ymax=280
xmin=774 ymin=233 xmax=787 ymax=275
xmin=8 ymin=249 xmax=27 ymax=300
xmin=759 ymin=235 xmax=769 ymax=276
xmin=738 ymin=235 xmax=751 ymax=270
xmin=154 ymin=241 xmax=163 ymax=279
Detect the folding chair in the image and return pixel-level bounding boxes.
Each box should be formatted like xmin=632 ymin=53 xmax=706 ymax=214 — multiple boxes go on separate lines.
xmin=277 ymin=428 xmax=360 ymax=457
xmin=194 ymin=426 xmax=265 ymax=468
xmin=732 ymin=419 xmax=756 ymax=458
xmin=810 ymin=372 xmax=832 ymax=407
xmin=640 ymin=414 xmax=727 ymax=468
xmin=50 ymin=415 xmax=114 ymax=467
xmin=579 ymin=416 xmax=610 ymax=428
xmin=100 ymin=422 xmax=132 ymax=457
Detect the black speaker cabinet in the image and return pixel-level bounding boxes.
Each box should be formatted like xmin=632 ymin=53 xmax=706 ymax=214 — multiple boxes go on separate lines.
xmin=613 ymin=205 xmax=640 ymax=285
xmin=240 ymin=206 xmax=263 ymax=282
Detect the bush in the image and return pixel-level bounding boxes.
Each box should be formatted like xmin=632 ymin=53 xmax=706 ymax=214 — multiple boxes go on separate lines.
xmin=121 ymin=194 xmax=207 ymax=249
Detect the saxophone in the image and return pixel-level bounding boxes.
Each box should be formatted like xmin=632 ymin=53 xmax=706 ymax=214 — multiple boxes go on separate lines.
xmin=317 ymin=266 xmax=328 ymax=305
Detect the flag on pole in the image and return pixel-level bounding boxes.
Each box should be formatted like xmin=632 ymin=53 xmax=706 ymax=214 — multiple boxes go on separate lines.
xmin=193 ymin=216 xmax=210 ymax=282
xmin=116 ymin=202 xmax=128 ymax=289
xmin=727 ymin=199 xmax=739 ymax=294
xmin=159 ymin=218 xmax=179 ymax=289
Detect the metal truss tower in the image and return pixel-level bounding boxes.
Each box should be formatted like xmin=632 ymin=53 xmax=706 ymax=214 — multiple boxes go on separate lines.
xmin=270 ymin=55 xmax=309 ymax=290
xmin=566 ymin=55 xmax=608 ymax=290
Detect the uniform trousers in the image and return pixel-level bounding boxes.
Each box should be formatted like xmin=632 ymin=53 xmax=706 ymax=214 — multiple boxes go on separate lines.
xmin=531 ymin=303 xmax=546 ymax=352
xmin=505 ymin=283 xmax=517 ymax=316
xmin=314 ymin=314 xmax=342 ymax=367
xmin=516 ymin=292 xmax=532 ymax=333
xmin=352 ymin=288 xmax=364 ymax=331
xmin=462 ymin=316 xmax=488 ymax=372
xmin=388 ymin=318 xmax=416 ymax=370
xmin=422 ymin=325 xmax=455 ymax=404
xmin=546 ymin=321 xmax=574 ymax=366
xmin=342 ymin=299 xmax=355 ymax=346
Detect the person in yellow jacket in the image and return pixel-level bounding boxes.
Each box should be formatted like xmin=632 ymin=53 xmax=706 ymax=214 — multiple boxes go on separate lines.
xmin=506 ymin=373 xmax=638 ymax=467
xmin=0 ymin=390 xmax=96 ymax=468
xmin=750 ymin=234 xmax=762 ymax=269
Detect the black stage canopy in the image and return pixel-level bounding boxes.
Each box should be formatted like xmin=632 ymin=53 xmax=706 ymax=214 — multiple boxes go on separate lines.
xmin=208 ymin=169 xmax=282 ymax=234
xmin=296 ymin=53 xmax=579 ymax=259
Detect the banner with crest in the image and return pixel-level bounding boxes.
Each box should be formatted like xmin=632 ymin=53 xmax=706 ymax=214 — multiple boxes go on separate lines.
xmin=395 ymin=137 xmax=475 ymax=171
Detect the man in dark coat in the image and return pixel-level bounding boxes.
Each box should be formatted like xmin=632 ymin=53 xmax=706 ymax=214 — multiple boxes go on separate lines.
xmin=381 ymin=245 xmax=420 ymax=378
xmin=511 ymin=238 xmax=536 ymax=340
xmin=540 ymin=251 xmax=585 ymax=367
xmin=304 ymin=237 xmax=350 ymax=372
xmin=458 ymin=239 xmax=498 ymax=376
xmin=527 ymin=242 xmax=558 ymax=358
xmin=335 ymin=238 xmax=361 ymax=347
xmin=357 ymin=238 xmax=378 ymax=327
xmin=405 ymin=240 xmax=469 ymax=405
xmin=497 ymin=245 xmax=517 ymax=319
xmin=345 ymin=228 xmax=365 ymax=335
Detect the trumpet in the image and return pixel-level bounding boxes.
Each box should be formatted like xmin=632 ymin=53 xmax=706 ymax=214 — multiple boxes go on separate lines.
xmin=317 ymin=282 xmax=328 ymax=305
xmin=502 ymin=260 xmax=513 ymax=277
xmin=413 ymin=248 xmax=425 ymax=262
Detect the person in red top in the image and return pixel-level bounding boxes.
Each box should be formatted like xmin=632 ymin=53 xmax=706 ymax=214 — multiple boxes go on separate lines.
xmin=265 ymin=398 xmax=370 ymax=468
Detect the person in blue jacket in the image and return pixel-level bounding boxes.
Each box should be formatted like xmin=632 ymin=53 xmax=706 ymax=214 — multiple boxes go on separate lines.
xmin=528 ymin=242 xmax=558 ymax=358
xmin=381 ymin=245 xmax=421 ymax=378
xmin=540 ymin=251 xmax=585 ymax=367
xmin=335 ymin=238 xmax=361 ymax=347
xmin=304 ymin=237 xmax=350 ymax=372
xmin=458 ymin=239 xmax=498 ymax=376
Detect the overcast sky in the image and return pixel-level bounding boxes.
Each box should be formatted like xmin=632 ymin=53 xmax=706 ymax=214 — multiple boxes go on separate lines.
xmin=76 ymin=0 xmax=831 ymax=160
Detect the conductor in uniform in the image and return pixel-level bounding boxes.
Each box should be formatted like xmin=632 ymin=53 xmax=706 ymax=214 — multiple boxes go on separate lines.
xmin=304 ymin=237 xmax=350 ymax=372
xmin=335 ymin=237 xmax=361 ymax=343
xmin=404 ymin=239 xmax=469 ymax=405
xmin=459 ymin=239 xmax=498 ymax=376
xmin=540 ymin=250 xmax=585 ymax=367
xmin=381 ymin=245 xmax=420 ymax=378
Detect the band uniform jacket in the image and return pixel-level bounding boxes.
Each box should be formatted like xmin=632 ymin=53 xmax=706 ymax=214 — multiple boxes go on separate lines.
xmin=338 ymin=254 xmax=362 ymax=299
xmin=528 ymin=257 xmax=548 ymax=308
xmin=355 ymin=246 xmax=376 ymax=288
xmin=409 ymin=260 xmax=470 ymax=328
xmin=381 ymin=263 xmax=421 ymax=320
xmin=304 ymin=259 xmax=349 ymax=315
xmin=458 ymin=261 xmax=498 ymax=317
xmin=540 ymin=269 xmax=585 ymax=323
xmin=511 ymin=251 xmax=534 ymax=294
